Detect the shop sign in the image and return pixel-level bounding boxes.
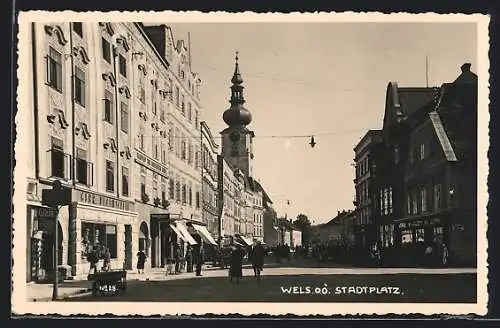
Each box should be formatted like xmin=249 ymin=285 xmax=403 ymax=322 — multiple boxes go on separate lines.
xmin=37 ymin=207 xmax=58 ymax=218
xmin=136 ymin=152 xmax=168 ymax=176
xmin=75 ymin=189 xmax=135 ymax=212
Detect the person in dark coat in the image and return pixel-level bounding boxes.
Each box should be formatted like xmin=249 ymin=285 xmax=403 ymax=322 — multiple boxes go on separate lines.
xmin=250 ymin=241 xmax=265 ymax=280
xmin=186 ymin=245 xmax=193 ymax=273
xmin=193 ymin=242 xmax=204 ymax=276
xmin=229 ymin=244 xmax=245 ymax=283
xmin=174 ymin=244 xmax=182 ymax=274
xmin=136 ymin=249 xmax=147 ymax=274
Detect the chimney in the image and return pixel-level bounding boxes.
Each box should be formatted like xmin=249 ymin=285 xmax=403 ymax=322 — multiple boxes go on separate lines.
xmin=461 ymin=63 xmax=471 ymax=73
xmin=337 ymin=210 xmax=340 ymax=216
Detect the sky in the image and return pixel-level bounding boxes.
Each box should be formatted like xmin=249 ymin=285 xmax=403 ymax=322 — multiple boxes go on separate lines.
xmin=167 ymin=22 xmax=477 ymax=224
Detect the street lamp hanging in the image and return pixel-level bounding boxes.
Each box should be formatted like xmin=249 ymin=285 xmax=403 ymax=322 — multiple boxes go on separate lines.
xmin=309 ymin=136 xmax=316 ymax=148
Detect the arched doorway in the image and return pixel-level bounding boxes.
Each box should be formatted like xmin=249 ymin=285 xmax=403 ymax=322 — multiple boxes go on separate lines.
xmin=139 ymin=222 xmax=149 ymax=256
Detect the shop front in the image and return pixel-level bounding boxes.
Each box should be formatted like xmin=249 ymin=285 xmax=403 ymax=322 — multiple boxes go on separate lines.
xmin=187 ymin=221 xmax=218 ymax=262
xmin=73 ymin=189 xmax=137 ymax=277
xmin=26 ymin=204 xmax=66 ymax=283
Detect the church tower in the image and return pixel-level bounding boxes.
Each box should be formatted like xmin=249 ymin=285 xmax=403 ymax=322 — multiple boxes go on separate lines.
xmin=221 ymin=52 xmax=255 ymax=177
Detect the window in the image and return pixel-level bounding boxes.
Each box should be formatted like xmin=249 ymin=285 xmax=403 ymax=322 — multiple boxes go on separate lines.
xmin=412 ymin=191 xmax=418 ymax=214
xmin=122 ymin=167 xmax=129 ymax=196
xmin=181 ymin=94 xmax=185 ymax=115
xmin=175 ymin=86 xmax=180 ymax=107
xmin=81 ymin=222 xmax=117 ymax=260
xmin=120 ymin=102 xmax=128 ymax=133
xmin=152 ymin=92 xmax=157 ymax=115
xmin=406 ymin=194 xmax=411 ymax=215
xmin=105 ymin=160 xmax=114 ymax=192
xmin=420 ymin=143 xmax=426 ymax=160
xmin=47 ymin=47 xmax=62 ymax=92
xmin=139 ymin=133 xmax=144 ymax=150
xmin=188 ymin=103 xmax=192 ymax=121
xmin=401 ymin=230 xmax=413 ymax=244
xmin=74 ymin=67 xmax=86 ymax=107
xmin=119 ymin=54 xmax=127 ymax=77
xmin=196 ymin=191 xmax=200 ymax=209
xmin=182 ymin=184 xmax=187 ymax=204
xmin=140 ymin=175 xmax=146 ymax=197
xmin=72 ymin=23 xmax=83 ymax=37
xmin=161 ymin=183 xmax=166 ymax=202
xmin=153 ymin=180 xmax=158 ymax=199
xmin=181 ymin=140 xmax=187 ymax=160
xmin=154 ymin=142 xmax=159 ymax=159
xmin=195 ymin=110 xmax=199 ymax=127
xmin=421 ymin=187 xmax=427 ymax=212
xmin=188 ymin=185 xmax=193 ymax=206
xmin=388 ymin=187 xmax=393 ymax=214
xmin=76 ymin=148 xmax=89 ymax=185
xmin=434 ymin=184 xmax=442 ymax=211
xmin=104 ymin=90 xmax=113 ymax=123
xmin=102 ymin=38 xmax=111 ymax=63
xmin=162 ymin=147 xmax=166 ymax=164
xmin=50 ymin=137 xmax=65 ymax=178
xmin=175 ymin=182 xmax=180 ymax=202
xmin=169 ymin=179 xmax=174 ymax=200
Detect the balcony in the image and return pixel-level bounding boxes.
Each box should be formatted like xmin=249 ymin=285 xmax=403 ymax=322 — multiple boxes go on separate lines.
xmin=47 ymin=148 xmax=72 ymax=180
xmin=75 ymin=158 xmax=94 ymax=186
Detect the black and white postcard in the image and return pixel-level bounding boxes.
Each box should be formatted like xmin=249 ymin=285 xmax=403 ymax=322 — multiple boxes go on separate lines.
xmin=12 ymin=11 xmax=489 ymax=316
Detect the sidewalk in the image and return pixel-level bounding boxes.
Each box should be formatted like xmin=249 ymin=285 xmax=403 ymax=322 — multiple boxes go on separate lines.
xmin=27 ymin=264 xmax=224 ymax=301
xmin=27 ymin=281 xmax=91 ymax=302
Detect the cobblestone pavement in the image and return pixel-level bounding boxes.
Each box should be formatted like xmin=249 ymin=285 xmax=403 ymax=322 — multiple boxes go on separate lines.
xmin=64 ymin=258 xmax=476 ymax=303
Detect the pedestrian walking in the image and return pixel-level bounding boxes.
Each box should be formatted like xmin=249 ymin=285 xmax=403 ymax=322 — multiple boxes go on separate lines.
xmin=186 ymin=245 xmax=193 ymax=273
xmin=229 ymin=244 xmax=244 ymax=283
xmin=193 ymin=242 xmax=204 ymax=276
xmin=87 ymin=246 xmax=99 ymax=277
xmin=250 ymin=241 xmax=265 ymax=281
xmin=102 ymin=247 xmax=111 ymax=272
xmin=136 ymin=249 xmax=147 ymax=274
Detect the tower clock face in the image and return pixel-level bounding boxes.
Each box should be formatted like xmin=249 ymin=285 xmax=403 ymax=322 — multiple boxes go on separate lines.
xmin=229 ymin=131 xmax=240 ymax=142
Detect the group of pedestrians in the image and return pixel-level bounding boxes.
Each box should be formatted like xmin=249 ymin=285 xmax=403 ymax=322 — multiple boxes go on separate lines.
xmin=86 ymin=245 xmax=112 ymax=276
xmin=228 ymin=241 xmax=266 ymax=283
xmin=135 ymin=243 xmax=205 ymax=276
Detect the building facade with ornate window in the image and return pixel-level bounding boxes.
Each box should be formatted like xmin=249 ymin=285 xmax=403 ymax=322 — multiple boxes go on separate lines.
xmin=23 ymin=22 xmax=141 ymax=281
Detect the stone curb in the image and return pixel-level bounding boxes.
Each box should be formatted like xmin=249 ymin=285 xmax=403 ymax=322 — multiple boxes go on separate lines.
xmin=31 ymin=288 xmax=90 ymax=302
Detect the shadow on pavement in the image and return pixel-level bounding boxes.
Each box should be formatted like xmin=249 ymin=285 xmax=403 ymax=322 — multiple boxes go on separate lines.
xmin=66 ymin=273 xmax=476 ymax=303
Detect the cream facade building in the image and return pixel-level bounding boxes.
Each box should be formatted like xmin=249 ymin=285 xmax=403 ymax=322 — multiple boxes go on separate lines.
xmin=22 ymin=21 xmax=217 ymax=281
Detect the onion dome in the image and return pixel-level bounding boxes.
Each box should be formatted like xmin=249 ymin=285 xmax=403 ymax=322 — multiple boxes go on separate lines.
xmin=223 ymin=51 xmax=252 ymax=127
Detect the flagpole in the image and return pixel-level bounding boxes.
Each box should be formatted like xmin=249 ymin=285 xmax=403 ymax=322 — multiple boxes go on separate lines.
xmin=425 ymin=55 xmax=429 ymax=88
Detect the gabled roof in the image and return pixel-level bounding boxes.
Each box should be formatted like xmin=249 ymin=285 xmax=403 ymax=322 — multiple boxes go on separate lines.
xmin=382 ymin=82 xmax=436 ymax=130
xmin=253 ymin=180 xmax=273 ymax=204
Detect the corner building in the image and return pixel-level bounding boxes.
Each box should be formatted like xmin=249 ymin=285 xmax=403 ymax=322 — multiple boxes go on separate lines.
xmin=24 ymin=22 xmax=140 ymax=280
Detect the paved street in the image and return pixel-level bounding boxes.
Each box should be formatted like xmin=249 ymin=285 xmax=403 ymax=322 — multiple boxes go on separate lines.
xmin=65 ymin=257 xmax=476 ymax=303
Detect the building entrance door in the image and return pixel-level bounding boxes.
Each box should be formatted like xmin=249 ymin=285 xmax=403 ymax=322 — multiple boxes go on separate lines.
xmin=124 ymin=225 xmax=132 ymax=270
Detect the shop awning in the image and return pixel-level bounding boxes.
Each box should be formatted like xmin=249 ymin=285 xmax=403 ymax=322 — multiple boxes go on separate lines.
xmin=237 ymin=235 xmax=254 ymax=246
xmin=191 ymin=224 xmax=218 ymax=246
xmin=175 ymin=222 xmax=198 ymax=245
xmin=169 ymin=224 xmax=184 ymax=241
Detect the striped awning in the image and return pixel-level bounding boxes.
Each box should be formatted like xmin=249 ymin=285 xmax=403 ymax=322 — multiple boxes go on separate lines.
xmin=175 ymin=222 xmax=198 ymax=245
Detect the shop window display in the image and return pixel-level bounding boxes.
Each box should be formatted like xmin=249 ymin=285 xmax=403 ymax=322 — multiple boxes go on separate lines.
xmin=81 ymin=222 xmax=117 ymax=261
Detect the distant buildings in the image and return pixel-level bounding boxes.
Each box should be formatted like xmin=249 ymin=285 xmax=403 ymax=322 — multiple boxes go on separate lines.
xmin=311 ymin=210 xmax=356 ymax=245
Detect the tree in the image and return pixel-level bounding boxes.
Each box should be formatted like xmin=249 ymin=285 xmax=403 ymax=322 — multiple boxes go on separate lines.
xmin=293 ymin=214 xmax=313 ymax=245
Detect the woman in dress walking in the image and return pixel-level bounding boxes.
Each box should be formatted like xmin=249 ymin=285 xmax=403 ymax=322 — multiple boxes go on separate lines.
xmin=136 ymin=249 xmax=147 ymax=274
xmin=229 ymin=244 xmax=244 ymax=283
